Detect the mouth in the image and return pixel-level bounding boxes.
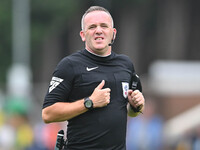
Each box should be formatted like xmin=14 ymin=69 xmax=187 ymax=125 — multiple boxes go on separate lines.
xmin=95 ymin=37 xmax=104 ymax=41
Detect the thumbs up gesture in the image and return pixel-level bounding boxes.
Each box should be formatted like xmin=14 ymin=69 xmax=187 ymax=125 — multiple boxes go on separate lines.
xmin=89 ymin=80 xmax=111 ymax=108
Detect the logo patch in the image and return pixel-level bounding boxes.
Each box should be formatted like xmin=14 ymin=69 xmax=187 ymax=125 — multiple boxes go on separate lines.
xmin=49 ymin=76 xmax=64 ymax=93
xmin=86 ymin=66 xmax=98 ymax=71
xmin=122 ymin=82 xmax=129 ymax=98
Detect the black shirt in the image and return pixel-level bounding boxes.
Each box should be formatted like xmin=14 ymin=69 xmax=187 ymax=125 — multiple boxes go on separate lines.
xmin=43 ymin=49 xmax=136 ymax=150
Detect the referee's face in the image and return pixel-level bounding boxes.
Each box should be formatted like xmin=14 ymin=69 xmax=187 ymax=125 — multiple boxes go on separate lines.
xmin=80 ymin=11 xmax=116 ymax=56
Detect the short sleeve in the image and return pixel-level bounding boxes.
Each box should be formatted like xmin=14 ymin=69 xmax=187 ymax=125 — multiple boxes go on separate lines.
xmin=42 ymin=57 xmax=74 ymax=109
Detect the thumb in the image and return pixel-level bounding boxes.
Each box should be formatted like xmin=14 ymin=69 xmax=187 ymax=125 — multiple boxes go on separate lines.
xmin=128 ymin=89 xmax=133 ymax=96
xmin=96 ymin=80 xmax=105 ymax=90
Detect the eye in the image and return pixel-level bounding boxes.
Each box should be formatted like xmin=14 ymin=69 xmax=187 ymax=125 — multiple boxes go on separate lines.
xmin=88 ymin=25 xmax=96 ymax=29
xmin=101 ymin=25 xmax=108 ymax=28
xmin=101 ymin=24 xmax=108 ymax=28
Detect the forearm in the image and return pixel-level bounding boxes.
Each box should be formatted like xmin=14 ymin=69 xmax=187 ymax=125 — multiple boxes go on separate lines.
xmin=42 ymin=99 xmax=88 ymax=123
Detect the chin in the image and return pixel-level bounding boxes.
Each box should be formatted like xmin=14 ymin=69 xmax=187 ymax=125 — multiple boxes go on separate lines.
xmin=95 ymin=47 xmax=104 ymax=50
xmin=94 ymin=45 xmax=108 ymax=50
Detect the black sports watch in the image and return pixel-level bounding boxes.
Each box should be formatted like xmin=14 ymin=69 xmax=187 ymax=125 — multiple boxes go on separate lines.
xmin=84 ymin=97 xmax=93 ymax=110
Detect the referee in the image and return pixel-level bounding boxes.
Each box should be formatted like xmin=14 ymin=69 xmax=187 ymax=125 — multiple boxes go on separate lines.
xmin=42 ymin=6 xmax=145 ymax=150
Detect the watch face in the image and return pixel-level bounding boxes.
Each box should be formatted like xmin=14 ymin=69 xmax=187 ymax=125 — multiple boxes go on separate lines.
xmin=85 ymin=100 xmax=92 ymax=108
xmin=84 ymin=97 xmax=93 ymax=110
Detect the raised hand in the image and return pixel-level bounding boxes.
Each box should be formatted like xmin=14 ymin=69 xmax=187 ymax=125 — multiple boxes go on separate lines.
xmin=90 ymin=80 xmax=111 ymax=108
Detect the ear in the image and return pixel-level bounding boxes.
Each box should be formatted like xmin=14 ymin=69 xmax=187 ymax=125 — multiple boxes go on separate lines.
xmin=80 ymin=30 xmax=86 ymax=42
xmin=113 ymin=28 xmax=117 ymax=40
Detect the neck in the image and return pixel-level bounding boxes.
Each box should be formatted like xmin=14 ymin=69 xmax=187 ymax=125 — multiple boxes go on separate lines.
xmin=85 ymin=48 xmax=111 ymax=57
xmin=85 ymin=46 xmax=111 ymax=56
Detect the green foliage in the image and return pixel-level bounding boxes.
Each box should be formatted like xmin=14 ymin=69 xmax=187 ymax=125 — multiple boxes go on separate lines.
xmin=31 ymin=0 xmax=81 ymax=44
xmin=0 ymin=0 xmax=12 ymax=86
xmin=30 ymin=0 xmax=83 ymax=80
xmin=0 ymin=0 xmax=82 ymax=85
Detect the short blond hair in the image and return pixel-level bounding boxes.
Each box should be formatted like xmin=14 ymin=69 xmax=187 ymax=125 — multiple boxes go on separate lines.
xmin=81 ymin=6 xmax=114 ymax=30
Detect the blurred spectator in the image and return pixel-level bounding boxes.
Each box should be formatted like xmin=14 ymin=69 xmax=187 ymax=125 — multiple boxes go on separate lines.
xmin=0 ymin=97 xmax=34 ymax=150
xmin=15 ymin=115 xmax=34 ymax=149
xmin=27 ymin=122 xmax=48 ymax=150
xmin=0 ymin=110 xmax=4 ymax=127
xmin=43 ymin=123 xmax=63 ymax=149
xmin=126 ymin=98 xmax=163 ymax=150
xmin=28 ymin=122 xmax=63 ymax=150
xmin=0 ymin=95 xmax=66 ymax=150
xmin=175 ymin=139 xmax=192 ymax=150
xmin=192 ymin=126 xmax=200 ymax=150
xmin=0 ymin=122 xmax=15 ymax=150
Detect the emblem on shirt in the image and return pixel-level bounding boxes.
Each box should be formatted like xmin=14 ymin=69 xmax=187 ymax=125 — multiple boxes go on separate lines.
xmin=49 ymin=76 xmax=64 ymax=93
xmin=86 ymin=66 xmax=98 ymax=71
xmin=122 ymin=82 xmax=129 ymax=98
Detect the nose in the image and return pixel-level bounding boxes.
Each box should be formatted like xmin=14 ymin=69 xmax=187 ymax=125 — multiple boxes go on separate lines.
xmin=95 ymin=26 xmax=103 ymax=35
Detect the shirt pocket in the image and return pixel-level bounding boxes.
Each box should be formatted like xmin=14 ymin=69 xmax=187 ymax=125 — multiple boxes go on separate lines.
xmin=81 ymin=72 xmax=108 ymax=87
xmin=73 ymin=72 xmax=109 ymax=98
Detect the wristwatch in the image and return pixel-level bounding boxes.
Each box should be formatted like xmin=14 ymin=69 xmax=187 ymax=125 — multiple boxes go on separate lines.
xmin=84 ymin=97 xmax=93 ymax=110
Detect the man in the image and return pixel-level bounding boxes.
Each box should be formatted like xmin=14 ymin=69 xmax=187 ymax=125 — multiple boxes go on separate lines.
xmin=42 ymin=6 xmax=145 ymax=150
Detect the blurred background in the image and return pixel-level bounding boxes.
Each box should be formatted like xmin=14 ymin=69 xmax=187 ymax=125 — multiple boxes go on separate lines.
xmin=0 ymin=0 xmax=200 ymax=149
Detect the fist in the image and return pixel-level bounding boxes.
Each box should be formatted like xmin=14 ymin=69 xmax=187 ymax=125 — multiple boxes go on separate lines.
xmin=128 ymin=90 xmax=145 ymax=110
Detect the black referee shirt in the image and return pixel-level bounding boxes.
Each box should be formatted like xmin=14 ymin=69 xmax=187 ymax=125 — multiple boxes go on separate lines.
xmin=43 ymin=49 xmax=136 ymax=150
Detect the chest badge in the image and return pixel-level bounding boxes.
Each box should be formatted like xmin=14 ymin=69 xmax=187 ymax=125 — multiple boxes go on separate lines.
xmin=122 ymin=82 xmax=129 ymax=98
